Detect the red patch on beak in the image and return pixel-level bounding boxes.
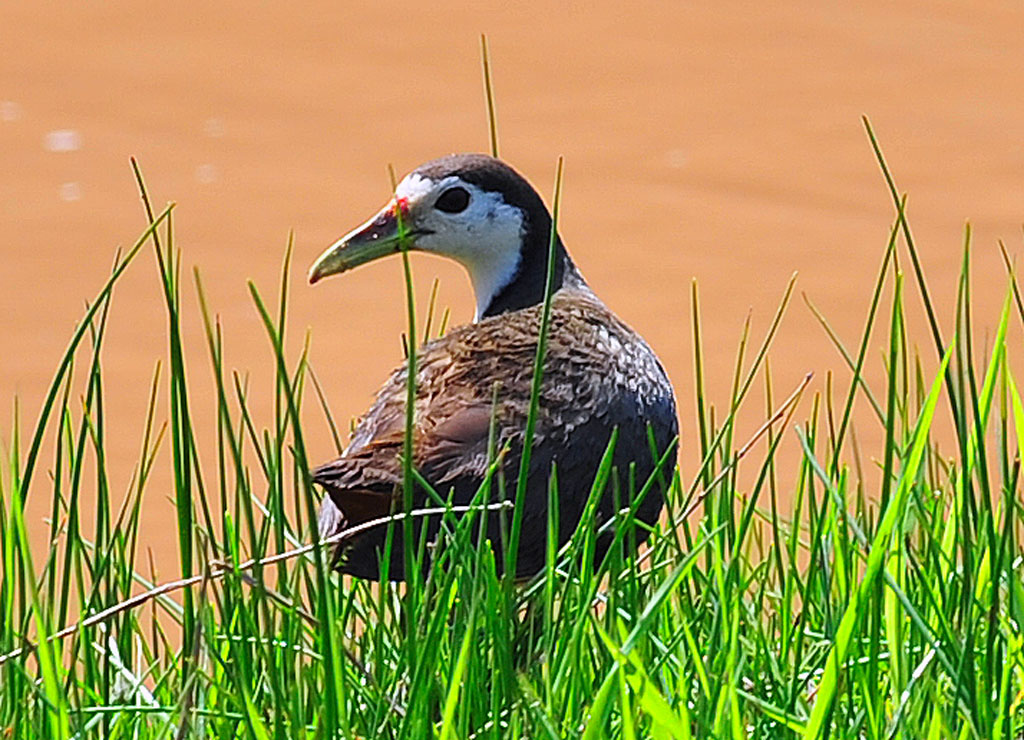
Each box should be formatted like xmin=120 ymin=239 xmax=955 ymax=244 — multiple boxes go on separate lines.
xmin=395 ymin=196 xmax=410 ymax=214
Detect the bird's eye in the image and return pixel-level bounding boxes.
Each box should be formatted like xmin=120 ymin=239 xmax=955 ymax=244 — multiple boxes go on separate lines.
xmin=434 ymin=187 xmax=470 ymax=214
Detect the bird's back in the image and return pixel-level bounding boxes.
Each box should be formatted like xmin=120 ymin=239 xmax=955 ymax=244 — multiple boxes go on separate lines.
xmin=315 ymin=283 xmax=678 ymax=580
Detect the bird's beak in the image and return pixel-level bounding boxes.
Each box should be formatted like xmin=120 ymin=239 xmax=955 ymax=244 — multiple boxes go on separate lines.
xmin=308 ymin=199 xmax=420 ymax=284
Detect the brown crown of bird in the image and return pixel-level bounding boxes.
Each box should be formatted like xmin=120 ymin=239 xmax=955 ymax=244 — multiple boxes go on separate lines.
xmin=308 ymin=154 xmax=678 ymax=581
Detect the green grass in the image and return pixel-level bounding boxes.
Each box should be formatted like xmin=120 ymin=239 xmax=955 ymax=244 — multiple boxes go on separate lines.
xmin=2 ymin=118 xmax=1024 ymax=739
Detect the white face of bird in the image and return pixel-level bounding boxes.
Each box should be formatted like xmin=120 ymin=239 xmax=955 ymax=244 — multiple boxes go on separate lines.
xmin=309 ymin=172 xmax=525 ymax=321
xmin=396 ymin=174 xmax=524 ymax=318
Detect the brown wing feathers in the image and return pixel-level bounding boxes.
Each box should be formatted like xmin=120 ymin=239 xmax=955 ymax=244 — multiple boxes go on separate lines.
xmin=312 ymin=289 xmax=677 ymax=580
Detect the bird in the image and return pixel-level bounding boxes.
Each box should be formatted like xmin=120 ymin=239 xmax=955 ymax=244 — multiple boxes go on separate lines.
xmin=308 ymin=153 xmax=678 ymax=581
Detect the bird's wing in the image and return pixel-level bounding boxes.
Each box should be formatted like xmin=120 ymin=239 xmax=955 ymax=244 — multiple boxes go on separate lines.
xmin=310 ymin=443 xmax=400 ymax=531
xmin=312 ymin=335 xmax=509 ymax=532
xmin=312 ymin=292 xmax=669 ymax=534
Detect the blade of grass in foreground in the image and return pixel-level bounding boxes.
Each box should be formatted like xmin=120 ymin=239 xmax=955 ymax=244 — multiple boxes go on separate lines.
xmin=247 ymin=280 xmax=348 ymax=738
xmin=480 ymin=33 xmax=499 ymax=158
xmin=11 ymin=484 xmax=70 ymax=739
xmin=386 ymin=162 xmax=422 ymax=598
xmin=505 ymin=156 xmax=564 ymax=580
xmin=803 ymin=338 xmax=954 ymax=738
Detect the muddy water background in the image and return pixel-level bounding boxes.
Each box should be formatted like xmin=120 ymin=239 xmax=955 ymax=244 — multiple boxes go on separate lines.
xmin=3 ymin=1 xmax=1023 ymax=571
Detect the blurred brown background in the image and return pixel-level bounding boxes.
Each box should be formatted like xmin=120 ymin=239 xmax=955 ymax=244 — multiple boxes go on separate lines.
xmin=2 ymin=1 xmax=1022 ymax=568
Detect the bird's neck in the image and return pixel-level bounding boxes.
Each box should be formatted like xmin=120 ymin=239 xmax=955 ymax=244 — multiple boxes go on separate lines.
xmin=477 ymin=238 xmax=580 ymax=320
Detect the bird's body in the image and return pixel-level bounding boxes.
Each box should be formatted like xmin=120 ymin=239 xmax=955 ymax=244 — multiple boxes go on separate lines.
xmin=309 ymin=154 xmax=677 ymax=580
